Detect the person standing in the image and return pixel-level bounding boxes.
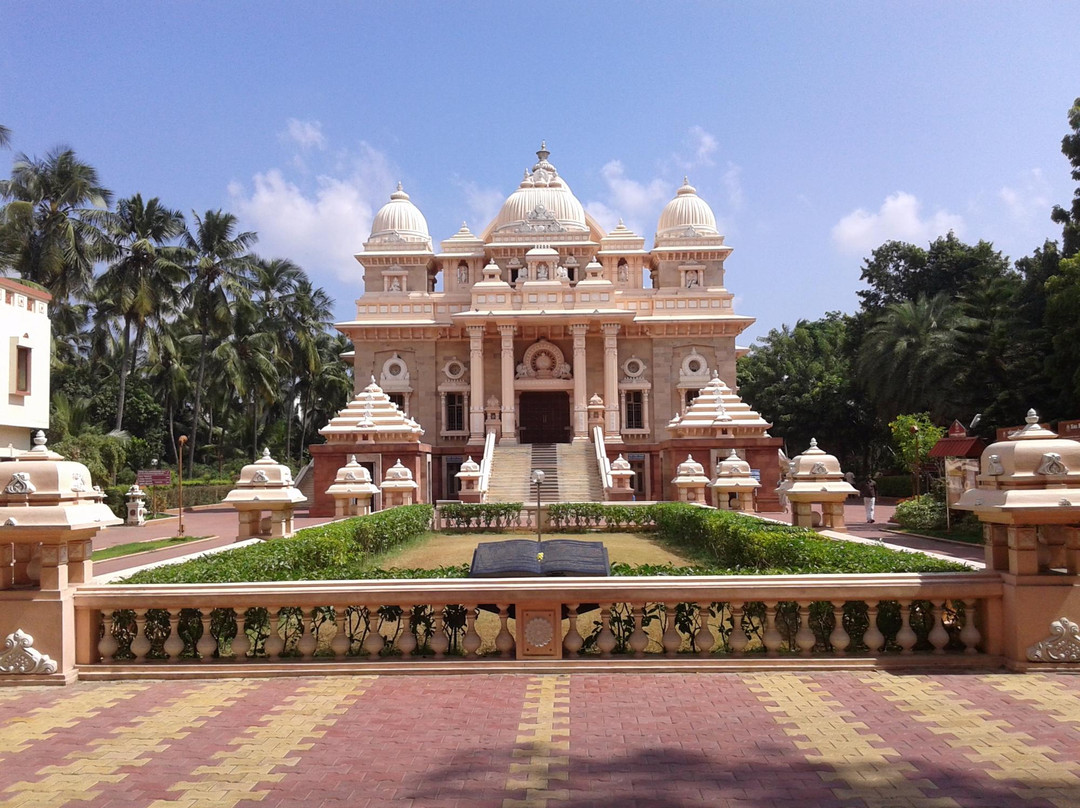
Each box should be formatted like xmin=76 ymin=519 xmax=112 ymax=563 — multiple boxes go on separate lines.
xmin=862 ymin=477 xmax=878 ymax=524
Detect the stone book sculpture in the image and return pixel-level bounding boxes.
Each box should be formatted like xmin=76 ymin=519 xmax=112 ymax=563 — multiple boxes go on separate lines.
xmin=469 ymin=539 xmax=610 ymax=578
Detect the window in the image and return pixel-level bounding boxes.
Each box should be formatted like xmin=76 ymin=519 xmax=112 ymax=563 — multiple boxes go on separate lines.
xmin=15 ymin=346 xmax=30 ymax=394
xmin=388 ymin=393 xmax=406 ymax=411
xmin=446 ymin=393 xmax=465 ymax=432
xmin=625 ymin=391 xmax=644 ymax=430
xmin=445 ymin=460 xmax=462 ymax=499
xmin=684 ymin=389 xmax=699 ymax=410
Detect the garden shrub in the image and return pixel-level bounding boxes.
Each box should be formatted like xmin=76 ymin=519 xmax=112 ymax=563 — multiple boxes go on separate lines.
xmin=894 ymin=495 xmax=948 ymax=532
xmin=876 ymin=475 xmax=913 ymax=498
xmin=438 ymin=502 xmax=522 ymax=530
xmin=104 ymin=482 xmax=235 ymax=518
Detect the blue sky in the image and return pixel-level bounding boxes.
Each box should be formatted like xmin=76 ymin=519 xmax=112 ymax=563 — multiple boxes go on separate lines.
xmin=3 ymin=3 xmax=1079 ymax=343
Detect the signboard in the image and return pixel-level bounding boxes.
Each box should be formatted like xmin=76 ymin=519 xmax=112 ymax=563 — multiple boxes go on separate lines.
xmin=136 ymin=470 xmax=172 ymax=487
xmin=944 ymin=458 xmax=979 ymax=508
xmin=628 ymin=453 xmax=646 ymax=461
xmin=750 ymin=468 xmax=761 ymax=482
xmin=1058 ymin=419 xmax=1080 ymax=441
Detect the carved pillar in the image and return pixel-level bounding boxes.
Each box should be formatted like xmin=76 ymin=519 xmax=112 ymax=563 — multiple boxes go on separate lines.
xmin=498 ymin=324 xmax=517 ymax=444
xmin=1007 ymin=525 xmax=1039 ymax=576
xmin=468 ymin=324 xmax=486 ymax=444
xmin=643 ymin=389 xmax=651 ymax=434
xmin=570 ymin=323 xmax=589 ymax=442
xmin=601 ymin=322 xmax=622 ymax=442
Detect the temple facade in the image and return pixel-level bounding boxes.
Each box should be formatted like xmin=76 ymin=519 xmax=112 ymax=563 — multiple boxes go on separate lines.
xmin=310 ymin=144 xmax=781 ymax=514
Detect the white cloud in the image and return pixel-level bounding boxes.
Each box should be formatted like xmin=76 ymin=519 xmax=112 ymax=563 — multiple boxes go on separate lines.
xmin=281 ymin=118 xmax=326 ymax=150
xmin=585 ymin=159 xmax=670 ymax=236
xmin=999 ymin=168 xmax=1051 ymax=225
xmin=722 ymin=162 xmax=744 ymax=211
xmin=831 ymin=192 xmax=965 ymax=256
xmin=229 ymin=141 xmax=397 ymax=291
xmin=453 ymin=180 xmax=504 ymax=233
xmin=689 ymin=125 xmax=718 ymax=167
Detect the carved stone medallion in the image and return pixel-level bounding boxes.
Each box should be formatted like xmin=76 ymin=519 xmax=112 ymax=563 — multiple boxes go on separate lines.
xmin=1027 ymin=617 xmax=1080 ymax=662
xmin=0 ymin=629 xmax=57 ymax=675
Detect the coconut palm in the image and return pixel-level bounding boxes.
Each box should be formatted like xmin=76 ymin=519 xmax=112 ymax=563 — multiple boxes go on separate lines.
xmin=856 ymin=293 xmax=966 ymax=421
xmin=97 ymin=194 xmax=187 ymax=430
xmin=180 ymin=210 xmax=256 ymax=473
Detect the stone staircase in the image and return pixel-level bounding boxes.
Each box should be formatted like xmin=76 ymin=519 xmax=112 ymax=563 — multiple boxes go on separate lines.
xmin=556 ymin=442 xmax=605 ymax=502
xmin=293 ymin=462 xmax=315 ymax=505
xmin=484 ymin=445 xmax=534 ymax=503
xmin=484 ymin=442 xmax=604 ymax=504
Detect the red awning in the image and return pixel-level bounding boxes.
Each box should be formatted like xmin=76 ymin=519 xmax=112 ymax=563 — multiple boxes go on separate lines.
xmin=928 ymin=437 xmax=985 ymax=458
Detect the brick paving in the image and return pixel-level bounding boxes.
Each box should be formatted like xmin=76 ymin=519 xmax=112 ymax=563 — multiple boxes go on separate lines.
xmin=3 ymin=672 xmax=1079 ymax=807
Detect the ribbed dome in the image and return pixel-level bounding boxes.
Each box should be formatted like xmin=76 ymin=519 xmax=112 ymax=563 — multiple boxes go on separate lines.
xmin=487 ymin=143 xmax=589 ymax=236
xmin=656 ymin=177 xmax=719 ymax=240
xmin=368 ymin=183 xmax=432 ymax=246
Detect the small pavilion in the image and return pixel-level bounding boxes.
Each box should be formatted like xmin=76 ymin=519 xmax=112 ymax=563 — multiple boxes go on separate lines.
xmin=223 ymin=449 xmax=306 ymax=539
xmin=780 ymin=438 xmax=858 ymax=531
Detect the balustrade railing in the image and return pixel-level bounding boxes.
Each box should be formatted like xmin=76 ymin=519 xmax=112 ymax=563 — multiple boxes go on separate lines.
xmin=478 ymin=429 xmax=496 ymax=498
xmin=74 ymin=573 xmax=1003 ymax=674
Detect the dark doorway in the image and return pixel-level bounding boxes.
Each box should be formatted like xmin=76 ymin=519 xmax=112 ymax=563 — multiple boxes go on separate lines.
xmin=518 ymin=391 xmax=571 ymax=443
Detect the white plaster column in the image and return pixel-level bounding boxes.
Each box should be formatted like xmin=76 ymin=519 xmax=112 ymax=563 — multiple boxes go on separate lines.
xmin=643 ymin=389 xmax=651 ymax=434
xmin=498 ymin=323 xmax=517 ymax=444
xmin=602 ymin=322 xmax=622 ymax=442
xmin=570 ymin=322 xmax=589 ymax=441
xmin=468 ymin=324 xmax=486 ymax=444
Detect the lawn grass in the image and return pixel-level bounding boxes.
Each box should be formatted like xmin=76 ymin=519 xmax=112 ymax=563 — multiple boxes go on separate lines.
xmin=379 ymin=531 xmax=694 ymax=570
xmin=92 ymin=535 xmax=209 ymax=561
xmin=890 ymin=527 xmax=983 ymax=545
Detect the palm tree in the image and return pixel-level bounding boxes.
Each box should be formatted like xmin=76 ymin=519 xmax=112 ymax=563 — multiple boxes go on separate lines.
xmin=0 ymin=147 xmax=112 ymax=297
xmin=180 ymin=210 xmax=256 ymax=473
xmin=144 ymin=322 xmax=191 ymax=465
xmin=0 ymin=125 xmax=11 ymax=149
xmin=857 ymin=293 xmax=966 ymax=421
xmin=97 ymin=194 xmax=187 ymax=430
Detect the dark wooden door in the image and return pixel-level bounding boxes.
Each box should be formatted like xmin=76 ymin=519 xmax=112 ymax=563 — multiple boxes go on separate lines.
xmin=518 ymin=391 xmax=571 ymax=443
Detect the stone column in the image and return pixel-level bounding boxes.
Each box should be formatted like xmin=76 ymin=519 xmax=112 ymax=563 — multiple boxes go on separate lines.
xmin=498 ymin=324 xmax=517 ymax=444
xmin=468 ymin=324 xmax=486 ymax=444
xmin=570 ymin=323 xmax=589 ymax=441
xmin=601 ymin=322 xmax=622 ymax=442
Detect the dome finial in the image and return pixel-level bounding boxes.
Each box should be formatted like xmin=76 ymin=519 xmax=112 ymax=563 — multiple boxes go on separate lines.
xmin=1026 ymin=409 xmax=1039 ymax=425
xmin=537 ymin=140 xmax=549 ymax=161
xmin=683 ymin=175 xmax=689 ymax=186
xmin=396 ymin=181 xmax=403 ymax=191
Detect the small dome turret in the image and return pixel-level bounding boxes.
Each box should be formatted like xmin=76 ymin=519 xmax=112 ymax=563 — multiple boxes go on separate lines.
xmin=655 ymin=177 xmax=720 ymax=241
xmin=368 ymin=183 xmax=432 ymax=247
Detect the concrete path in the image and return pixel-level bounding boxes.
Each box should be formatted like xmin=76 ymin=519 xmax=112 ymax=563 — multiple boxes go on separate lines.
xmin=2 ymin=671 xmax=1078 ymax=807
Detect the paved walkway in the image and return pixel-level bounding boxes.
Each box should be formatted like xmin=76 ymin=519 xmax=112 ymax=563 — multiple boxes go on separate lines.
xmin=2 ymin=671 xmax=1079 ymax=807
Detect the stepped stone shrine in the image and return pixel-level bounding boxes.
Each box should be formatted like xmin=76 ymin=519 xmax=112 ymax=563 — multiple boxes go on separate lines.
xmin=310 ymin=143 xmax=782 ymax=514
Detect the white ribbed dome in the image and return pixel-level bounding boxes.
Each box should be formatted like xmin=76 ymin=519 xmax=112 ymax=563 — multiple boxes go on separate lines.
xmin=368 ymin=183 xmax=431 ymax=245
xmin=487 ymin=143 xmax=589 ymax=236
xmin=656 ymin=178 xmax=719 ymax=240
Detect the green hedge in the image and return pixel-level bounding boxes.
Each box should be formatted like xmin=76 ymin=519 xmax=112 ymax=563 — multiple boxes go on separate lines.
xmin=120 ymin=504 xmax=433 ymax=584
xmin=547 ymin=503 xmax=658 ymax=530
xmin=876 ymin=475 xmax=913 ymax=498
xmin=438 ymin=502 xmax=523 ymax=530
xmin=104 ymin=482 xmax=235 ymax=519
xmin=650 ymin=502 xmax=967 ymax=574
xmin=894 ymin=495 xmax=947 ymax=532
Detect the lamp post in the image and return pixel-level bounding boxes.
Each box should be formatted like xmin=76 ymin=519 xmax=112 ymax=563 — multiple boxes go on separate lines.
xmin=910 ymin=424 xmax=921 ymax=498
xmin=150 ymin=458 xmax=159 ymax=518
xmin=531 ymin=469 xmax=545 ymax=542
xmin=177 ymin=436 xmax=188 ymax=537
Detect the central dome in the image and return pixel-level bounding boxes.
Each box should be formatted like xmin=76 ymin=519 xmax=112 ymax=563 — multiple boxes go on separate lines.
xmin=484 ymin=143 xmax=590 ymax=237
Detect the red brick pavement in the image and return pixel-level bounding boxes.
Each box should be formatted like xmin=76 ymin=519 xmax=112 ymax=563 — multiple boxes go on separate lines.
xmin=3 ymin=672 xmax=1079 ymax=808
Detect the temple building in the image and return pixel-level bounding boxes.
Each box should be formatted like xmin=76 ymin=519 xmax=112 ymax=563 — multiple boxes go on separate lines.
xmin=309 ymin=143 xmax=781 ymax=514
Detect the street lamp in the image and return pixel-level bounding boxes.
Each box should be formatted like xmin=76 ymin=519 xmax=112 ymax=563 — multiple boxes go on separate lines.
xmin=909 ymin=424 xmax=921 ymax=498
xmin=531 ymin=469 xmax=545 ymax=542
xmin=177 ymin=436 xmax=188 ymax=537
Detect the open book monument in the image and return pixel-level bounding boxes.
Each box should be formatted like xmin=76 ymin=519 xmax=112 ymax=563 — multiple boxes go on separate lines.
xmin=469 ymin=539 xmax=611 ymax=578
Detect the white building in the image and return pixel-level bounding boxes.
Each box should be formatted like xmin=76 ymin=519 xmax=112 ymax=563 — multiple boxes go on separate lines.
xmin=0 ymin=278 xmax=50 ymax=457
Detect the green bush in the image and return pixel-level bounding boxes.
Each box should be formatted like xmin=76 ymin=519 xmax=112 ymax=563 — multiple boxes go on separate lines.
xmin=438 ymin=502 xmax=522 ymax=530
xmin=104 ymin=482 xmax=235 ymax=518
xmin=547 ymin=503 xmax=657 ymax=530
xmin=651 ymin=502 xmax=966 ymax=573
xmin=120 ymin=504 xmax=433 ymax=584
xmin=894 ymin=495 xmax=948 ymax=532
xmin=876 ymin=475 xmax=913 ymax=498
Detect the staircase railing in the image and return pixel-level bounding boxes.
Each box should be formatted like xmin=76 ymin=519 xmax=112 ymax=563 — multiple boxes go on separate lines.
xmin=593 ymin=424 xmax=613 ymax=493
xmin=478 ymin=429 xmax=497 ymax=500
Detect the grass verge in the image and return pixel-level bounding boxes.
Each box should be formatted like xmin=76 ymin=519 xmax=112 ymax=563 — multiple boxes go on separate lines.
xmin=92 ymin=535 xmax=209 ymax=561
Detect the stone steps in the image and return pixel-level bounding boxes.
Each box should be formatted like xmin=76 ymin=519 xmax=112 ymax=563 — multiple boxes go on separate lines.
xmin=485 ymin=442 xmax=605 ymax=503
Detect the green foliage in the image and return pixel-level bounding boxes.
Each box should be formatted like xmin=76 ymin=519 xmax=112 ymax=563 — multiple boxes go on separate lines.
xmin=119 ymin=505 xmax=433 ymax=584
xmin=888 ymin=414 xmax=944 ymax=477
xmin=1051 ymin=96 xmax=1080 ymax=258
xmin=650 ymin=503 xmax=966 ymax=574
xmin=545 ymin=503 xmax=658 ymax=530
xmin=52 ymin=432 xmax=128 ymax=486
xmin=103 ymin=482 xmax=234 ymax=519
xmin=438 ymin=502 xmax=523 ymax=530
xmin=893 ymin=495 xmax=948 ymax=532
xmin=875 ymin=475 xmax=913 ymax=499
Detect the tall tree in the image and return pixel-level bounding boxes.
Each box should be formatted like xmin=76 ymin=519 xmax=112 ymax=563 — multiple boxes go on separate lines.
xmin=1051 ymin=96 xmax=1080 ymax=258
xmin=97 ymin=194 xmax=187 ymax=430
xmin=857 ymin=293 xmax=966 ymax=422
xmin=0 ymin=125 xmax=11 ymax=149
xmin=180 ymin=210 xmax=256 ymax=473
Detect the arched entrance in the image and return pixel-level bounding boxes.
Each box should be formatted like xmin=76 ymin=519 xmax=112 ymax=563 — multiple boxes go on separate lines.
xmin=518 ymin=391 xmax=571 ymax=443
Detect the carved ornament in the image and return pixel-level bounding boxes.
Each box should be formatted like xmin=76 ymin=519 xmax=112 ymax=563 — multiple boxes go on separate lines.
xmin=1027 ymin=617 xmax=1080 ymax=662
xmin=0 ymin=629 xmax=57 ymax=675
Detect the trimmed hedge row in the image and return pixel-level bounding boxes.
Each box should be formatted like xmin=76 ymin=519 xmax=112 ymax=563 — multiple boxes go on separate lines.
xmin=438 ymin=502 xmax=523 ymax=530
xmin=121 ymin=504 xmax=433 ymax=584
xmin=547 ymin=503 xmax=658 ymax=530
xmin=650 ymin=502 xmax=968 ymax=574
xmin=104 ymin=482 xmax=235 ymax=519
